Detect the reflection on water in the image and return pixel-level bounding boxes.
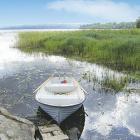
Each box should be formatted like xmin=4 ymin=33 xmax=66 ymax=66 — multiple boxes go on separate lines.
xmin=60 ymin=105 xmax=85 ymax=140
xmin=0 ymin=33 xmax=140 ymax=140
xmin=32 ymin=106 xmax=85 ymax=140
xmin=82 ymin=92 xmax=140 ymax=140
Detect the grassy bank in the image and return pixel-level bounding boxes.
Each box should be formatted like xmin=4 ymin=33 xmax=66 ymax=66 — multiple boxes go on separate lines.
xmin=17 ymin=29 xmax=140 ymax=77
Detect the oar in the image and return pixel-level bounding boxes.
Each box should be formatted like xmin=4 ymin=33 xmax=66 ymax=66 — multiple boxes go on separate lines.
xmin=81 ymin=86 xmax=89 ymax=95
xmin=33 ymin=76 xmax=52 ymax=93
xmin=75 ymin=79 xmax=88 ymax=95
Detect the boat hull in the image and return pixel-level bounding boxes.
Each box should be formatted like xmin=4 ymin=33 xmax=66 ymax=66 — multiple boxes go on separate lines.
xmin=38 ymin=103 xmax=83 ymax=124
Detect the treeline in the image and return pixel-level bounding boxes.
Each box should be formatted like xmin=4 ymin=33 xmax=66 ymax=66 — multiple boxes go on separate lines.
xmin=136 ymin=18 xmax=140 ymax=28
xmin=80 ymin=22 xmax=136 ymax=29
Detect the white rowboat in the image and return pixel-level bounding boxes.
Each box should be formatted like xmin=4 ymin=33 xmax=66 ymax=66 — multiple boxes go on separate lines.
xmin=35 ymin=76 xmax=86 ymax=124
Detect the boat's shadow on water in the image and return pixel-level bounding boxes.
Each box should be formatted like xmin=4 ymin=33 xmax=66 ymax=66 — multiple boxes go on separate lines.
xmin=60 ymin=105 xmax=85 ymax=140
xmin=31 ymin=105 xmax=85 ymax=140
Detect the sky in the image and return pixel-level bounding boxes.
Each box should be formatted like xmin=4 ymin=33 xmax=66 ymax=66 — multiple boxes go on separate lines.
xmin=0 ymin=0 xmax=140 ymax=27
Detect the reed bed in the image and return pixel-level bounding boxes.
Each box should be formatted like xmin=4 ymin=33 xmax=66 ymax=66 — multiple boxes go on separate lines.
xmin=17 ymin=29 xmax=140 ymax=76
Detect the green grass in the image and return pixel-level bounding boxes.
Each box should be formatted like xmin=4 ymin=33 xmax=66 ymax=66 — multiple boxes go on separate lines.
xmin=81 ymin=71 xmax=128 ymax=92
xmin=100 ymin=76 xmax=128 ymax=92
xmin=16 ymin=29 xmax=140 ymax=77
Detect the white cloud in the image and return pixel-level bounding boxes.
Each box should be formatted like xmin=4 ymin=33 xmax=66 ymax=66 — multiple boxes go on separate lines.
xmin=82 ymin=93 xmax=140 ymax=138
xmin=47 ymin=0 xmax=140 ymax=22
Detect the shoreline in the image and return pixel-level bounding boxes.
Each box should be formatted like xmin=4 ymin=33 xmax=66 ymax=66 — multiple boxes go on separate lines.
xmin=0 ymin=28 xmax=83 ymax=33
xmin=16 ymin=29 xmax=140 ymax=79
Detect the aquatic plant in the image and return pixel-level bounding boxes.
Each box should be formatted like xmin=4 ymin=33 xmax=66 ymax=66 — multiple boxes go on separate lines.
xmin=16 ymin=29 xmax=140 ymax=76
xmin=81 ymin=71 xmax=128 ymax=92
xmin=100 ymin=76 xmax=128 ymax=92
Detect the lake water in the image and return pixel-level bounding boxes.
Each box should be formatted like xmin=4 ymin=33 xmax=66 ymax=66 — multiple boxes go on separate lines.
xmin=0 ymin=32 xmax=140 ymax=140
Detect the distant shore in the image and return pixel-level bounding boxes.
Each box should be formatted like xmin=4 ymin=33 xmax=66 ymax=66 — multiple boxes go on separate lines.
xmin=0 ymin=28 xmax=83 ymax=33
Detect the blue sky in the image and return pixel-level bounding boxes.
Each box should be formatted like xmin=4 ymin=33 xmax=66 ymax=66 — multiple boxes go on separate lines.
xmin=0 ymin=0 xmax=140 ymax=27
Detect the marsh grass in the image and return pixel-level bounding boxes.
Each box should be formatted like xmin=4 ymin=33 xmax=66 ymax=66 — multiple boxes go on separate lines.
xmin=100 ymin=76 xmax=128 ymax=92
xmin=17 ymin=29 xmax=140 ymax=75
xmin=81 ymin=71 xmax=128 ymax=92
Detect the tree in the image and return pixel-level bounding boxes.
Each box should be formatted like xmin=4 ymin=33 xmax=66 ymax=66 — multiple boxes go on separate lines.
xmin=136 ymin=17 xmax=140 ymax=28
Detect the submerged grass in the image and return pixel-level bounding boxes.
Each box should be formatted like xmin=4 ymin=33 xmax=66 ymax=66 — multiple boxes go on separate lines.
xmin=100 ymin=76 xmax=128 ymax=92
xmin=16 ymin=29 xmax=140 ymax=77
xmin=81 ymin=71 xmax=128 ymax=92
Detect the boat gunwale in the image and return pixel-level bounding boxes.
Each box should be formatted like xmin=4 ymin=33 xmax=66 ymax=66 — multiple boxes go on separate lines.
xmin=35 ymin=87 xmax=86 ymax=107
xmin=35 ymin=76 xmax=87 ymax=107
xmin=37 ymin=100 xmax=85 ymax=108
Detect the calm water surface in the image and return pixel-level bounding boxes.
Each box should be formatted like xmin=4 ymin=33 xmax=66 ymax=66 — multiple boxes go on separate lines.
xmin=0 ymin=32 xmax=140 ymax=140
